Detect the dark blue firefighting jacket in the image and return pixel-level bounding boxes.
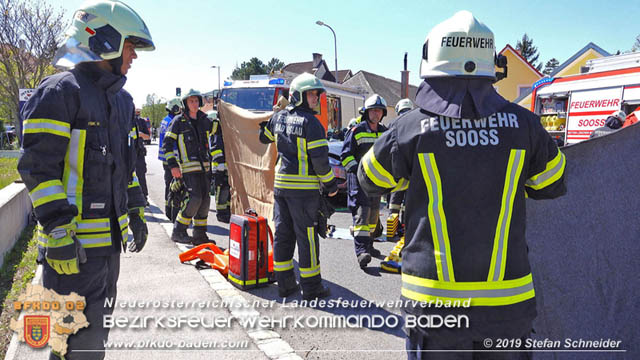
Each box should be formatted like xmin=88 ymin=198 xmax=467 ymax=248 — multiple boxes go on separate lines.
xmin=18 ymin=62 xmax=145 ymax=256
xmin=259 ymin=106 xmax=337 ymax=197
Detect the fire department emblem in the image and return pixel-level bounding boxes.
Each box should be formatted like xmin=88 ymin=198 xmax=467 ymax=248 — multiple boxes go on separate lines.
xmin=24 ymin=315 xmax=50 ymax=348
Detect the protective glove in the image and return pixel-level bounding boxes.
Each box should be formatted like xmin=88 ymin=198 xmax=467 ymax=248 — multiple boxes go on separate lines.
xmin=46 ymin=221 xmax=86 ymax=275
xmin=170 ymin=178 xmax=185 ymax=193
xmin=128 ymin=207 xmax=148 ymax=252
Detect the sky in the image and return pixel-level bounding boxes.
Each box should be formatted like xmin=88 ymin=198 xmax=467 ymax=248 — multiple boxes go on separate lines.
xmin=56 ymin=0 xmax=640 ymax=107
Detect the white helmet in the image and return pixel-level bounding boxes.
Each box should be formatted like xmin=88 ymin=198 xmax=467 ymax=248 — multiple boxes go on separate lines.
xmin=363 ymin=94 xmax=388 ymax=118
xmin=289 ymin=73 xmax=325 ymax=107
xmin=206 ymin=110 xmax=218 ymax=121
xmin=420 ymin=10 xmax=496 ymax=79
xmin=395 ymin=99 xmax=414 ymax=115
xmin=348 ymin=118 xmax=358 ymax=128
xmin=53 ymin=0 xmax=154 ymax=69
xmin=611 ymin=110 xmax=626 ymax=122
xmin=165 ymin=97 xmax=182 ymax=113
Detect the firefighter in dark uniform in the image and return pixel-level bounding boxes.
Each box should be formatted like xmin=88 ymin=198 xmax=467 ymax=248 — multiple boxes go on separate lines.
xmin=341 ymin=94 xmax=388 ymax=269
xmin=159 ymin=97 xmax=182 ymax=218
xmin=17 ymin=1 xmax=153 ymax=358
xmin=163 ymin=89 xmax=214 ymax=245
xmin=208 ymin=110 xmax=231 ymax=223
xmin=357 ymin=11 xmax=567 ymax=358
xmin=259 ymin=73 xmax=338 ymax=300
xmin=134 ymin=108 xmax=150 ymax=204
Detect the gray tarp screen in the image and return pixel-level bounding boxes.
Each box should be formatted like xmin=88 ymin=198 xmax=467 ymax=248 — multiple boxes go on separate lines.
xmin=217 ymin=101 xmax=276 ymax=225
xmin=526 ymin=122 xmax=640 ymax=358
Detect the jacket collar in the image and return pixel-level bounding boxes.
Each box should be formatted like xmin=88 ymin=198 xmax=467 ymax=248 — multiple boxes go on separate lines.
xmin=415 ymin=78 xmax=509 ymax=119
xmin=74 ymin=62 xmax=126 ymax=94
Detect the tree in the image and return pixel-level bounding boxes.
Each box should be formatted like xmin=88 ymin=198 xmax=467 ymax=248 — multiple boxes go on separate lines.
xmin=266 ymin=58 xmax=285 ymax=74
xmin=0 ymin=0 xmax=66 ymax=132
xmin=516 ymin=33 xmax=542 ymax=71
xmin=631 ymin=35 xmax=640 ymax=52
xmin=142 ymin=93 xmax=166 ymax=129
xmin=231 ymin=57 xmax=285 ymax=80
xmin=542 ymin=58 xmax=560 ymax=76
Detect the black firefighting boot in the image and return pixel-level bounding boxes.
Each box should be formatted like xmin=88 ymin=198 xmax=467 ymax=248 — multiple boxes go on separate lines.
xmin=357 ymin=253 xmax=372 ymax=269
xmin=171 ymin=223 xmax=191 ymax=244
xmin=192 ymin=227 xmax=215 ymax=246
xmin=302 ymin=284 xmax=331 ymax=301
xmin=277 ymin=276 xmax=300 ymax=298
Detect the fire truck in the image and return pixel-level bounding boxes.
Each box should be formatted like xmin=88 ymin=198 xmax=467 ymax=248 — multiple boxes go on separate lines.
xmin=219 ymin=75 xmax=365 ymax=132
xmin=531 ymin=52 xmax=640 ymax=144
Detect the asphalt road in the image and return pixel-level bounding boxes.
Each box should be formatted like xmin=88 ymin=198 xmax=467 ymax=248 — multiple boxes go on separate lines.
xmin=143 ymin=142 xmax=407 ymax=359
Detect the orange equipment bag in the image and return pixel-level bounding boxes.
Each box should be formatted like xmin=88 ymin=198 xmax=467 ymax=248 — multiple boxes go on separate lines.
xmin=179 ymin=243 xmax=229 ymax=276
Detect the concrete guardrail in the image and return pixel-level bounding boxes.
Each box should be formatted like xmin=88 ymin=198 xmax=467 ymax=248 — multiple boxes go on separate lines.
xmin=0 ymin=183 xmax=32 ymax=268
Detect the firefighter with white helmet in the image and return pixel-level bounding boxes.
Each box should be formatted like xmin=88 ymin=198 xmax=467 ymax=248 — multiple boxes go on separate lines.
xmin=358 ymin=11 xmax=566 ymax=357
xmin=341 ymin=94 xmax=389 ymax=268
xmin=159 ymin=97 xmax=182 ymax=219
xmin=395 ymin=98 xmax=414 ymax=115
xmin=259 ymin=73 xmax=338 ymax=300
xmin=163 ymin=89 xmax=216 ymax=245
xmin=18 ymin=1 xmax=153 ymax=358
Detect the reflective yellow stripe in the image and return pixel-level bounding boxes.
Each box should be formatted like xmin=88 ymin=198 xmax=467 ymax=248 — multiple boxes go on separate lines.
xmin=63 ymin=129 xmax=86 ymax=211
xmin=307 ymin=227 xmax=317 ymax=268
xmin=176 ymin=212 xmax=191 ymax=225
xmin=23 ymin=119 xmax=71 ymax=138
xmin=318 ymin=170 xmax=335 ymax=183
xmin=29 ymin=180 xmax=66 ymax=208
xmin=362 ymin=148 xmax=397 ymax=188
xmin=526 ymin=150 xmax=565 ymax=190
xmin=307 ymin=139 xmax=328 ymax=150
xmin=297 ymin=138 xmax=307 ymax=175
xmin=274 ymin=260 xmax=294 ymax=272
xmin=274 ymin=180 xmax=320 ymax=190
xmin=341 ymin=155 xmax=355 ymax=167
xmin=210 ymin=149 xmax=223 ymax=159
xmin=178 ymin=134 xmax=188 ymax=163
xmin=402 ymin=273 xmax=535 ymax=306
xmin=275 ymin=173 xmax=321 ymax=182
xmin=392 ymin=178 xmax=409 ymax=192
xmin=228 ymin=272 xmax=269 ymax=285
xmin=263 ymin=127 xmax=275 ymax=141
xmin=76 ymin=232 xmax=112 ymax=248
xmin=128 ymin=173 xmax=140 ymax=189
xmin=76 ymin=218 xmax=110 ymax=233
xmin=353 ymin=225 xmax=370 ymax=237
xmin=488 ymin=150 xmax=525 ymax=282
xmin=300 ymin=264 xmax=321 ymax=278
xmin=418 ymin=153 xmax=454 ymax=282
xmin=354 ymin=132 xmax=378 ymax=140
xmin=165 ymin=131 xmax=177 ymax=140
xmin=193 ymin=218 xmax=208 ymax=226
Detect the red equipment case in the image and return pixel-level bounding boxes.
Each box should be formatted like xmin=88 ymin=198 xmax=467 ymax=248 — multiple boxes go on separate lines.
xmin=228 ymin=209 xmax=274 ymax=289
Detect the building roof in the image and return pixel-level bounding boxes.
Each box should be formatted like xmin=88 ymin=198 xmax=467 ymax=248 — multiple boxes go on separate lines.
xmin=513 ymin=42 xmax=611 ymax=104
xmin=343 ymin=70 xmax=418 ymax=107
xmin=499 ymin=44 xmax=544 ymax=77
xmin=282 ymin=60 xmax=336 ymax=82
xmin=335 ymin=70 xmax=352 ymax=83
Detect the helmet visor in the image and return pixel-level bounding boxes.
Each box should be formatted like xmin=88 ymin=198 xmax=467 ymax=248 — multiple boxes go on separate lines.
xmin=52 ymin=37 xmax=102 ymax=69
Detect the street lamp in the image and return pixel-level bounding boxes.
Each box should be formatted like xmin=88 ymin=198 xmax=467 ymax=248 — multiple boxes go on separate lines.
xmin=211 ymin=65 xmax=221 ymax=95
xmin=315 ymin=20 xmax=338 ymax=83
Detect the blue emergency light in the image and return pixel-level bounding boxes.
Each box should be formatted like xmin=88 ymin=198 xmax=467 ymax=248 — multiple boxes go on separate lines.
xmin=268 ymin=78 xmax=285 ymax=85
xmin=223 ymin=81 xmax=233 ymax=86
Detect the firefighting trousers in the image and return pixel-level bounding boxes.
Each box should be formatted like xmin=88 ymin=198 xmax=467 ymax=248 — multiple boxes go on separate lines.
xmin=136 ymin=156 xmax=148 ymax=197
xmin=175 ymin=172 xmax=210 ymax=233
xmin=214 ymin=171 xmax=230 ymax=223
xmin=163 ymin=164 xmax=173 ymax=218
xmin=273 ymin=194 xmax=322 ymax=293
xmin=351 ymin=196 xmax=381 ymax=256
xmin=43 ymin=253 xmax=120 ymax=360
xmin=404 ymin=313 xmax=533 ymax=360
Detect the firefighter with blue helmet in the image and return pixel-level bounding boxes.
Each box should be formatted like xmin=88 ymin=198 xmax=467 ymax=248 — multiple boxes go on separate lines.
xmin=341 ymin=93 xmax=388 ymax=269
xmin=159 ymin=97 xmax=182 ymax=218
xmin=259 ymin=72 xmax=338 ymax=300
xmin=208 ymin=110 xmax=231 ymax=223
xmin=162 ymin=89 xmax=215 ymax=245
xmin=17 ymin=1 xmax=154 ymax=358
xmin=357 ymin=11 xmax=566 ymax=358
